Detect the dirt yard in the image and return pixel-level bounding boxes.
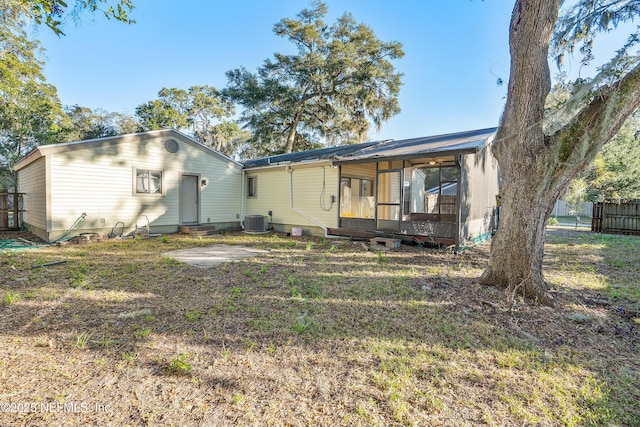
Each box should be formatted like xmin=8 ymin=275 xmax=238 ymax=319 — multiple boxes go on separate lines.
xmin=0 ymin=229 xmax=638 ymax=426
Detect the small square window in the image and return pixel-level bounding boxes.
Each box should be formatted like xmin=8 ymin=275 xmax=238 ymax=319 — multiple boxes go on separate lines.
xmin=136 ymin=169 xmax=163 ymax=194
xmin=247 ymin=176 xmax=257 ymax=198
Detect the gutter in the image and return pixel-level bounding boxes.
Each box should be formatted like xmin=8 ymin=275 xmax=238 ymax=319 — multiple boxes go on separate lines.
xmin=244 ymin=158 xmax=333 ymax=172
xmin=240 ymin=169 xmax=245 ymax=230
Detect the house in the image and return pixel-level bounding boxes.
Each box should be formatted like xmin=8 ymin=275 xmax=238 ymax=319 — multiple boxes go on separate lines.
xmin=14 ymin=127 xmax=500 ymax=250
xmin=14 ymin=130 xmax=243 ymax=241
xmin=243 ymin=127 xmax=500 ymax=250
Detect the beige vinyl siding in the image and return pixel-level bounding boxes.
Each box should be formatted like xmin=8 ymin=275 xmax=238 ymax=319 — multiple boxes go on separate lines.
xmin=47 ymin=135 xmax=241 ymax=236
xmin=17 ymin=156 xmax=47 ymax=231
xmin=460 ymin=145 xmax=500 ymax=240
xmin=245 ymin=169 xmax=289 ymax=219
xmin=341 ymin=163 xmax=376 ymax=180
xmin=245 ymin=164 xmax=339 ymax=230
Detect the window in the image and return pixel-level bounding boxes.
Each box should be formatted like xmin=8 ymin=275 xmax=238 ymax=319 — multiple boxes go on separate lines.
xmin=340 ymin=177 xmax=374 ymax=218
xmin=247 ymin=176 xmax=257 ymax=198
xmin=409 ymin=166 xmax=458 ymax=216
xmin=136 ymin=169 xmax=163 ymax=194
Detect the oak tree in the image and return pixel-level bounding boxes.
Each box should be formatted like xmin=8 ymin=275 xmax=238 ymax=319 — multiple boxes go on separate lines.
xmin=224 ymin=1 xmax=403 ymax=156
xmin=2 ymin=0 xmax=135 ymax=36
xmin=481 ymin=0 xmax=640 ymax=304
xmin=0 ymin=15 xmax=66 ymax=188
xmin=62 ymin=104 xmax=138 ymax=141
xmin=136 ymin=86 xmax=246 ymax=157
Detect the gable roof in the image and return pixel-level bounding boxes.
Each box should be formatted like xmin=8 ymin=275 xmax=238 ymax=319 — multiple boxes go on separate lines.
xmin=13 ymin=129 xmax=244 ymax=171
xmin=242 ymin=127 xmax=497 ymax=169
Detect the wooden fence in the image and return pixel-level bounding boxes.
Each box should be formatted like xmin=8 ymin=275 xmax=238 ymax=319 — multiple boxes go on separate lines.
xmin=552 ymin=199 xmax=593 ymax=217
xmin=0 ymin=191 xmax=24 ymax=231
xmin=592 ymin=201 xmax=640 ymax=235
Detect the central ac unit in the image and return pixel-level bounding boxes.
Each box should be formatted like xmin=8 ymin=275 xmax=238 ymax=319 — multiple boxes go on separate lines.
xmin=245 ymin=214 xmax=266 ymax=232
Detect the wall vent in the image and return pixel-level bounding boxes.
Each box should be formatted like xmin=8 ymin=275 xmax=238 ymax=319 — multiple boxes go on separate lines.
xmin=165 ymin=138 xmax=179 ymax=153
xmin=245 ymin=215 xmax=266 ymax=232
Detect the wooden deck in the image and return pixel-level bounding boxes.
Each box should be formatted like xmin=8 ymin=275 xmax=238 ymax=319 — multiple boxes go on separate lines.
xmin=327 ymin=228 xmax=455 ymax=246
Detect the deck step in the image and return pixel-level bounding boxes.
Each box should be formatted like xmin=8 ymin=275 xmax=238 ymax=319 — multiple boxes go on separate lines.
xmin=179 ymin=225 xmax=219 ymax=236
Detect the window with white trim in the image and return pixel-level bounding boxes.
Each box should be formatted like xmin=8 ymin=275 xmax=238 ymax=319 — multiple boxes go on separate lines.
xmin=247 ymin=176 xmax=257 ymax=198
xmin=136 ymin=169 xmax=163 ymax=194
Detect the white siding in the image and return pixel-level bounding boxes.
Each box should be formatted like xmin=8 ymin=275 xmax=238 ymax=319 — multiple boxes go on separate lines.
xmin=245 ymin=164 xmax=339 ymax=231
xmin=47 ymin=135 xmax=241 ymax=238
xmin=17 ymin=157 xmax=47 ymax=233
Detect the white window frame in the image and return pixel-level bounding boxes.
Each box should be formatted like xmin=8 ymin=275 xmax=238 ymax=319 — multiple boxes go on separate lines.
xmin=134 ymin=167 xmax=164 ymax=196
xmin=247 ymin=176 xmax=258 ymax=198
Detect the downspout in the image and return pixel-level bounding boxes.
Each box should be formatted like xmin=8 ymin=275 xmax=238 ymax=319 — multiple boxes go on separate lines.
xmin=455 ymin=155 xmax=462 ymax=253
xmin=288 ymin=166 xmax=335 ymax=238
xmin=241 ymin=169 xmax=245 ymax=230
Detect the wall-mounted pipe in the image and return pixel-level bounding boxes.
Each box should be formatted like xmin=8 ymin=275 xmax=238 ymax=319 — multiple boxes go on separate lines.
xmin=288 ymin=167 xmax=339 ymax=238
xmin=240 ymin=169 xmax=246 ymax=229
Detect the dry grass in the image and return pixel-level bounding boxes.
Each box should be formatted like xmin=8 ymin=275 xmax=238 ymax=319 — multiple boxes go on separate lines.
xmin=0 ymin=229 xmax=638 ymax=426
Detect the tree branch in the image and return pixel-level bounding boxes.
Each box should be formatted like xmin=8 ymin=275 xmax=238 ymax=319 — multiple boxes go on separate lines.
xmin=553 ymin=61 xmax=640 ymax=165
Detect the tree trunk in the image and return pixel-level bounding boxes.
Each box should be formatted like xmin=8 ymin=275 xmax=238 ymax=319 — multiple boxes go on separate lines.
xmin=480 ymin=162 xmax=559 ymax=306
xmin=479 ymin=0 xmax=562 ymax=305
xmin=480 ymin=1 xmax=640 ymax=305
xmin=285 ymin=114 xmax=301 ymax=153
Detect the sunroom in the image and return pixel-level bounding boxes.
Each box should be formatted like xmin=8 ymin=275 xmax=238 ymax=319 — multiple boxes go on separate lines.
xmin=330 ymin=128 xmax=500 ymax=249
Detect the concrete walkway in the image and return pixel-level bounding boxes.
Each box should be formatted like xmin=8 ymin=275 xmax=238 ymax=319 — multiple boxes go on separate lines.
xmin=164 ymin=245 xmax=270 ymax=268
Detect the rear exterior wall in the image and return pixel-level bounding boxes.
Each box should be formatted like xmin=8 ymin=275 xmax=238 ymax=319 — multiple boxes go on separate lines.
xmin=244 ymin=164 xmax=339 ymax=235
xmin=28 ymin=135 xmax=242 ymax=241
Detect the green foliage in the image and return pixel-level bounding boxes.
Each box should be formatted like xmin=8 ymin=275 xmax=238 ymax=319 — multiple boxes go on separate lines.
xmin=584 ymin=115 xmax=640 ymax=202
xmin=224 ymin=1 xmax=403 ymax=156
xmin=3 ymin=290 xmax=19 ymax=305
xmin=184 ymin=310 xmax=204 ymax=322
xmin=0 ymin=1 xmax=137 ymax=189
xmin=553 ymin=0 xmax=640 ymax=67
xmin=560 ymin=113 xmax=640 ymax=203
xmin=61 ymin=104 xmax=137 ymax=142
xmin=8 ymin=0 xmax=136 ymax=36
xmin=75 ymin=331 xmax=92 ymax=349
xmin=563 ymin=177 xmax=588 ymax=215
xmin=167 ymin=353 xmax=191 ymax=375
xmin=0 ymin=17 xmax=66 ymax=188
xmin=293 ymin=312 xmax=317 ymax=334
xmin=135 ymin=86 xmax=247 ymax=157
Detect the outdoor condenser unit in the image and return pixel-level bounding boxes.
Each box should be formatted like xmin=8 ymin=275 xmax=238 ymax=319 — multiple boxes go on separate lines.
xmin=245 ymin=215 xmax=266 ymax=232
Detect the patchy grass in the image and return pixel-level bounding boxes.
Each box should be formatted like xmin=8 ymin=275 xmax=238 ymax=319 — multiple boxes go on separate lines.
xmin=0 ymin=229 xmax=638 ymax=426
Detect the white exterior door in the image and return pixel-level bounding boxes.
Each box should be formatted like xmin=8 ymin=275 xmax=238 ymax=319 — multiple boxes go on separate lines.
xmin=180 ymin=174 xmax=199 ymax=225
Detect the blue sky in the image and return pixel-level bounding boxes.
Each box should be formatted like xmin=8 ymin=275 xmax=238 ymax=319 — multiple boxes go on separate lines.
xmin=37 ymin=1 xmax=515 ymax=141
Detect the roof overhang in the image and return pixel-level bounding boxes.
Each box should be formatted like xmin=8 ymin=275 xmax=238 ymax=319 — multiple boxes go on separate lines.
xmin=243 ymin=158 xmax=334 ymax=172
xmin=332 ymin=141 xmax=486 ymax=165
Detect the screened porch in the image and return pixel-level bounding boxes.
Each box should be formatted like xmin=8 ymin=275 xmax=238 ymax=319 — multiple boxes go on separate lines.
xmin=335 ymin=159 xmax=460 ymax=244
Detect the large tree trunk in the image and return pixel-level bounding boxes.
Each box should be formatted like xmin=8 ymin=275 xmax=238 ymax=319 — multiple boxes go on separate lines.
xmin=480 ymin=0 xmax=562 ymax=305
xmin=480 ymin=159 xmax=561 ymax=306
xmin=480 ymin=0 xmax=640 ymax=304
